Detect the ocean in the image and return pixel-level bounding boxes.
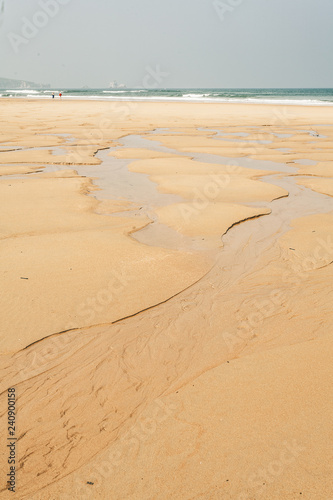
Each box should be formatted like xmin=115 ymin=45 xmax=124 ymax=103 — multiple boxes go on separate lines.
xmin=1 ymin=88 xmax=333 ymax=106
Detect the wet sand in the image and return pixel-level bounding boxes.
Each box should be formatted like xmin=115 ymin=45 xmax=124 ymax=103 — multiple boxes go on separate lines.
xmin=0 ymin=99 xmax=332 ymax=499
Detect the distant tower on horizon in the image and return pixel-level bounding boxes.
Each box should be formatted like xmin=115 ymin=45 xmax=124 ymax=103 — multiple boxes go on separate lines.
xmin=109 ymin=80 xmax=126 ymax=89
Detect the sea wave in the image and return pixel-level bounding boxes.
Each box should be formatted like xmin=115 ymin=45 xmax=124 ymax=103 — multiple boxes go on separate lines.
xmin=66 ymin=95 xmax=333 ymax=106
xmin=1 ymin=89 xmax=333 ymax=106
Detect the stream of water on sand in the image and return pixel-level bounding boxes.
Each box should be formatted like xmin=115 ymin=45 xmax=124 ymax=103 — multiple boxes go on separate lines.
xmin=3 ymin=128 xmax=332 ymax=263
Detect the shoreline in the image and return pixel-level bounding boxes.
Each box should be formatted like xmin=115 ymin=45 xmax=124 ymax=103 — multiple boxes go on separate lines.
xmin=2 ymin=95 xmax=333 ymax=106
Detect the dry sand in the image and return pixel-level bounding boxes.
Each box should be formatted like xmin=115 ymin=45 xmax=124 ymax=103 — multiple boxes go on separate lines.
xmin=0 ymin=99 xmax=332 ymax=499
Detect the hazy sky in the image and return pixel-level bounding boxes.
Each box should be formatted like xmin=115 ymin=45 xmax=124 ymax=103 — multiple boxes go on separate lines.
xmin=0 ymin=0 xmax=332 ymax=88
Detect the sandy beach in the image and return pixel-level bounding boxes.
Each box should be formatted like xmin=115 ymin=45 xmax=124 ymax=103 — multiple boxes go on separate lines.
xmin=0 ymin=99 xmax=333 ymax=499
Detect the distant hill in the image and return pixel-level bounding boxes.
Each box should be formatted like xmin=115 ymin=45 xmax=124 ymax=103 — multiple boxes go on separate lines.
xmin=0 ymin=77 xmax=50 ymax=89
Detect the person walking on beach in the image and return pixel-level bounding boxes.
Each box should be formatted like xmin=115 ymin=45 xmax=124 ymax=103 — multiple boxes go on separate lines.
xmin=59 ymin=92 xmax=62 ymax=99
xmin=52 ymin=92 xmax=55 ymax=99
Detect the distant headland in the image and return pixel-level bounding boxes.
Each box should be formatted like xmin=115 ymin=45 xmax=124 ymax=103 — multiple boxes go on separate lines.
xmin=0 ymin=77 xmax=50 ymax=89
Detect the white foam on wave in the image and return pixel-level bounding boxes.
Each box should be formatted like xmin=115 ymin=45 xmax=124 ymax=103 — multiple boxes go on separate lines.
xmin=90 ymin=95 xmax=333 ymax=106
xmin=103 ymin=90 xmax=146 ymax=94
xmin=6 ymin=89 xmax=39 ymax=94
xmin=1 ymin=91 xmax=333 ymax=107
xmin=237 ymin=97 xmax=333 ymax=106
xmin=183 ymin=93 xmax=211 ymax=98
